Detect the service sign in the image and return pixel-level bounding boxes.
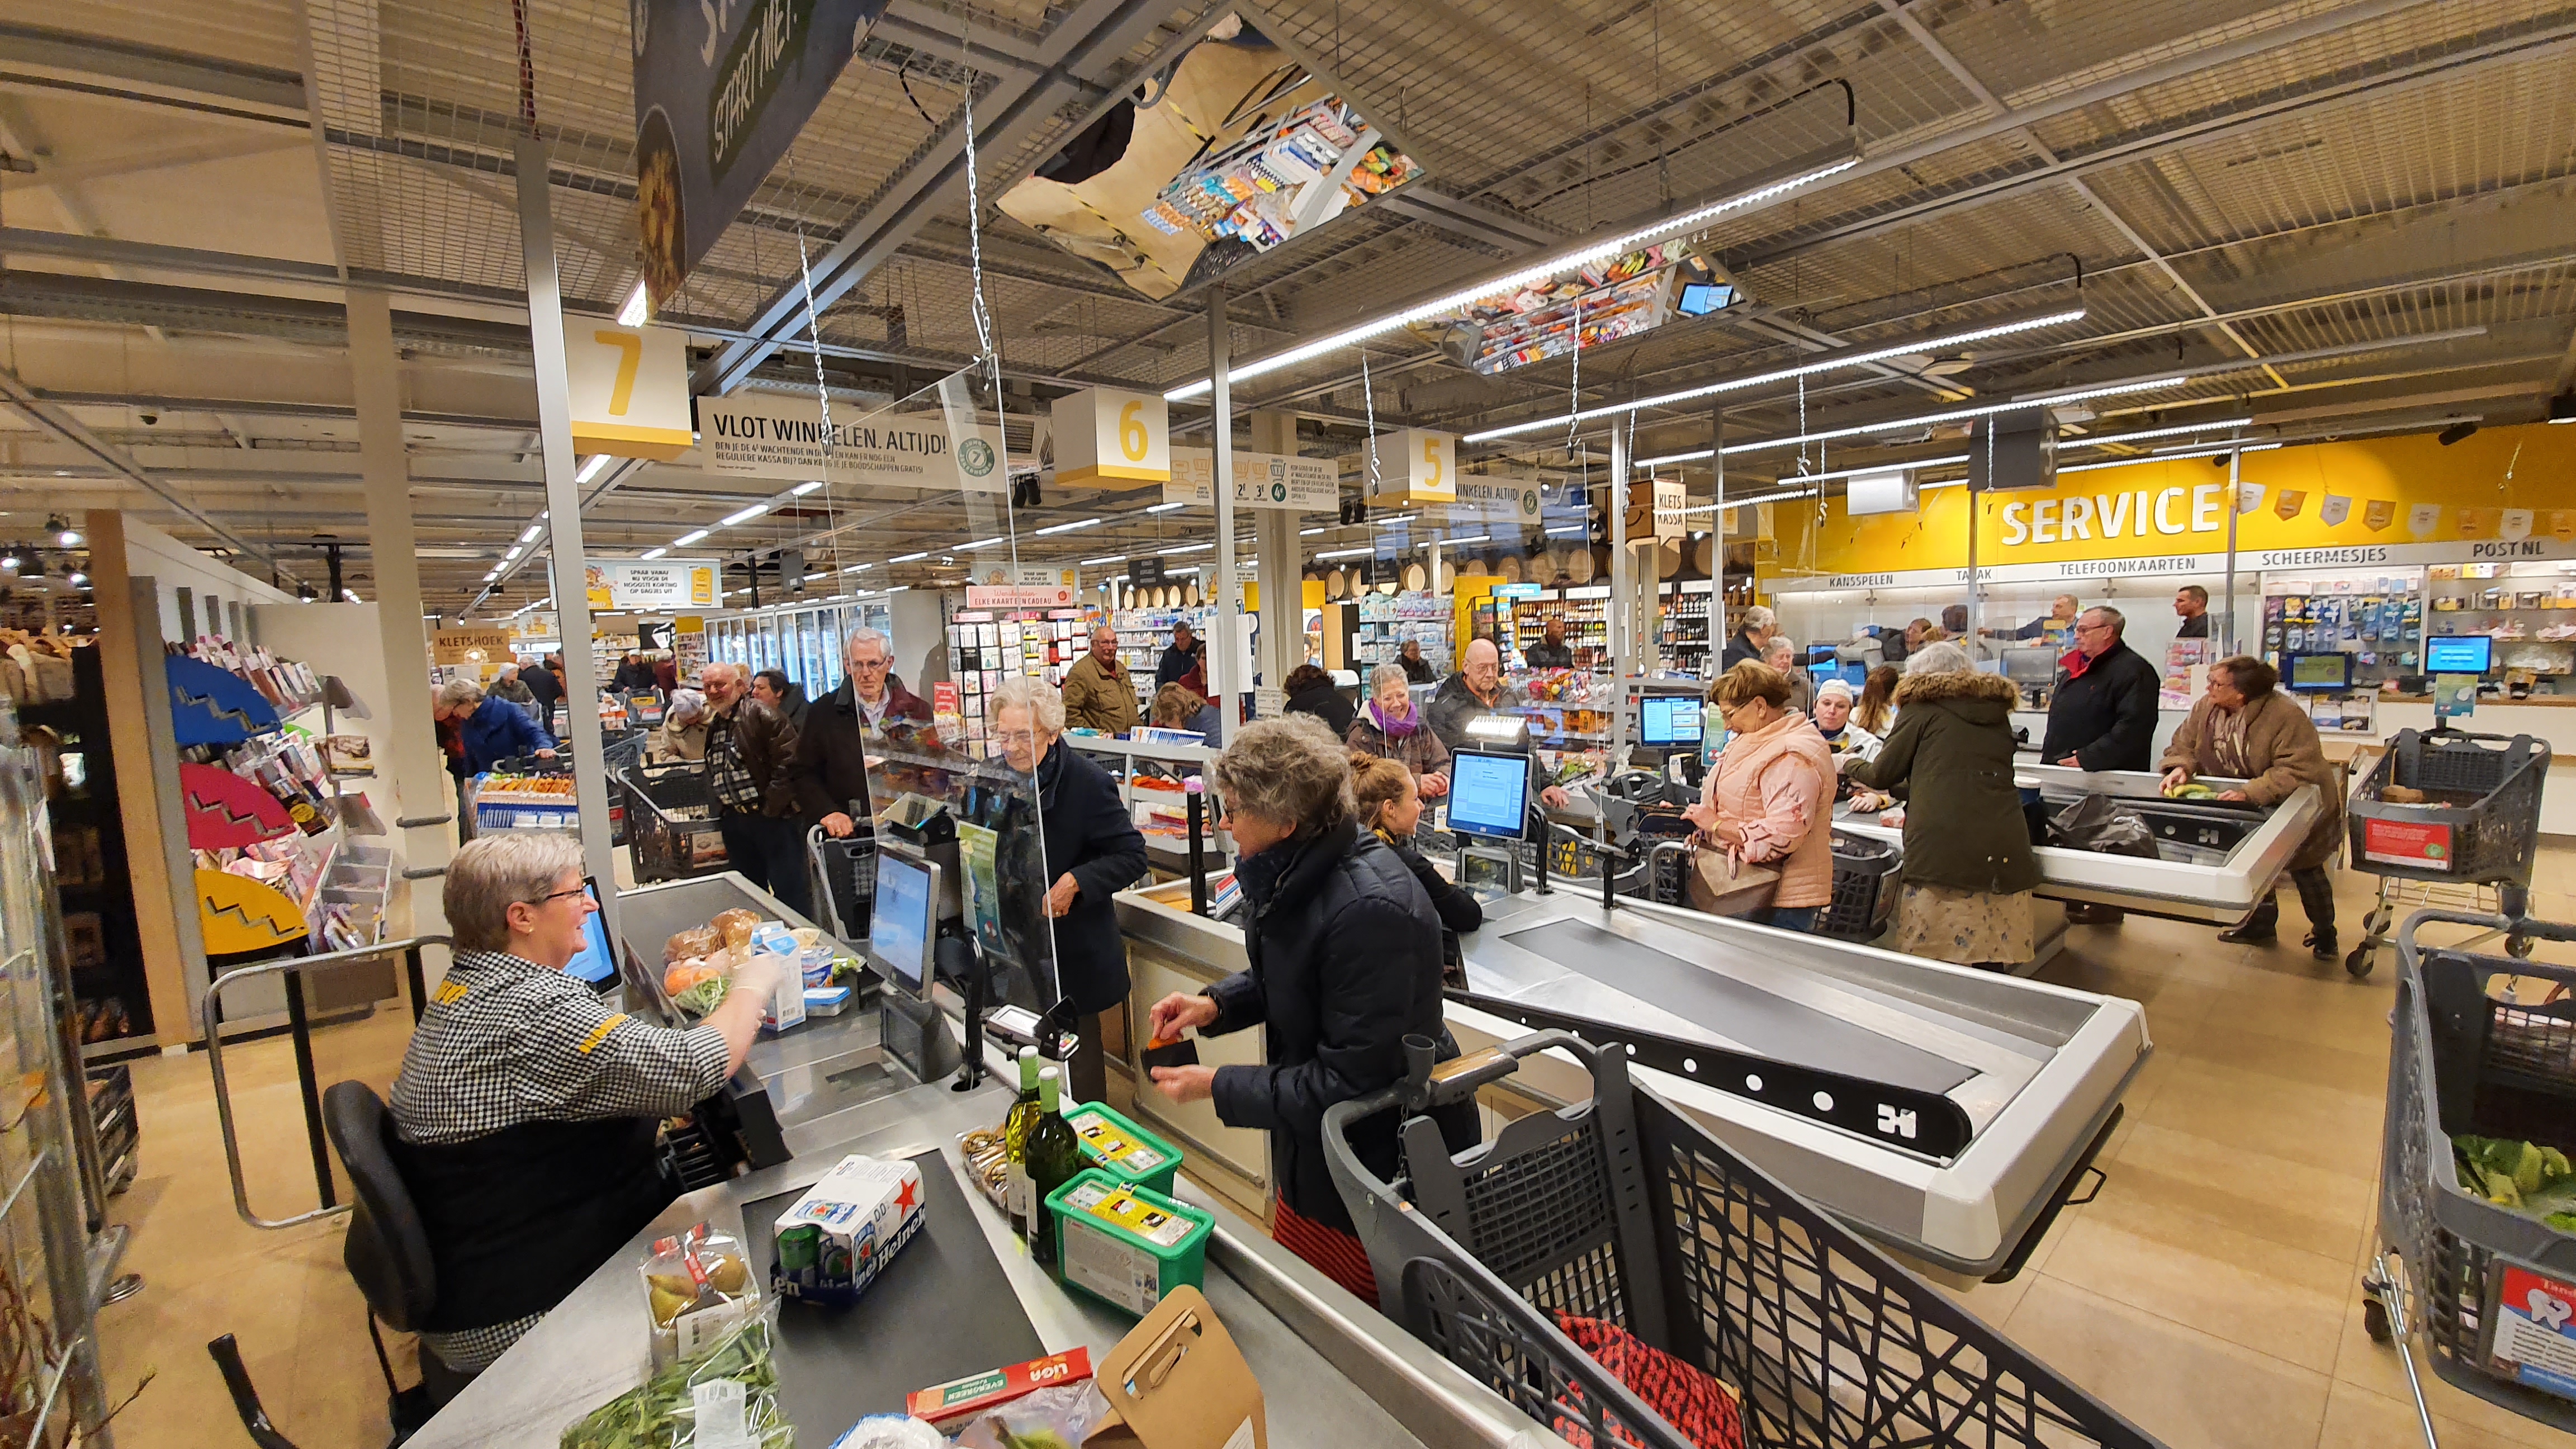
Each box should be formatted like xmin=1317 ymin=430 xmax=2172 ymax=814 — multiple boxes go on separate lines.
xmin=633 ymin=0 xmax=888 ymax=311
xmin=699 ymin=395 xmax=966 ymax=489
xmin=566 ymin=321 xmax=693 ymax=459
xmin=1159 ymin=447 xmax=1338 ymax=513
xmin=582 ymin=560 xmax=722 ymax=612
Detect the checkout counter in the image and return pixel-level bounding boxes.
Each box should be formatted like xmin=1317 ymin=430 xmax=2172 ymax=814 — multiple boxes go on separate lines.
xmin=406 ymin=846 xmax=1559 ymax=1448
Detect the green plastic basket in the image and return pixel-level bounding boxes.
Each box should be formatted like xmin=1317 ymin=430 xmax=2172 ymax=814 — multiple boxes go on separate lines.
xmin=1045 ymin=1169 xmax=1213 ymax=1318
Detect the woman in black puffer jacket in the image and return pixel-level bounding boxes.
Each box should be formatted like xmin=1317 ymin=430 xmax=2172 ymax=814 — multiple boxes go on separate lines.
xmin=1147 ymin=716 xmax=1478 ymax=1306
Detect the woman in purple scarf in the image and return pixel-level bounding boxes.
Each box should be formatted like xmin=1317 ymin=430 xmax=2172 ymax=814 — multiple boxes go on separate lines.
xmin=1346 ymin=662 xmax=1451 ymax=798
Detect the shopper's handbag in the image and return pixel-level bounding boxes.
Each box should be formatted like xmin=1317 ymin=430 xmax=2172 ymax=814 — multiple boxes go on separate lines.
xmin=1683 ymin=842 xmax=1782 ymax=917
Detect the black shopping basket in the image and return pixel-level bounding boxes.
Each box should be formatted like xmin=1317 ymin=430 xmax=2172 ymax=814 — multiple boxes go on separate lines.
xmin=807 ymin=825 xmax=879 ymax=946
xmin=2365 ymin=907 xmax=2576 ymax=1437
xmin=1323 ymin=1031 xmax=2165 ymax=1448
xmin=1816 ymin=830 xmax=1901 ymax=941
xmin=622 ymin=763 xmax=728 ymax=883
xmin=2345 ymin=729 xmax=2550 ymax=977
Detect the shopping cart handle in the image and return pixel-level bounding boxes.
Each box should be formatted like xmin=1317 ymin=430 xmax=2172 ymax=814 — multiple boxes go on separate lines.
xmin=2395 ymin=908 xmax=2576 ymax=956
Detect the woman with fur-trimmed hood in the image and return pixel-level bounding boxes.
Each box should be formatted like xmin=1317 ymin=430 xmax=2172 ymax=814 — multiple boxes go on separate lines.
xmin=1844 ymin=642 xmax=2042 ymax=968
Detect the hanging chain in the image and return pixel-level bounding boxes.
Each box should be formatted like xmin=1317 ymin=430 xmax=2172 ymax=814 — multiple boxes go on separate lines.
xmin=957 ymin=3 xmax=1017 ymax=563
xmin=787 ymin=150 xmax=840 ymax=569
xmin=1361 ymin=344 xmax=1381 ymax=496
xmin=1564 ymin=297 xmax=1582 ymax=455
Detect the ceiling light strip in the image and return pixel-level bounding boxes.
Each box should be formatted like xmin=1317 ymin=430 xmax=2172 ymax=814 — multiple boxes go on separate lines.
xmin=1632 ymin=375 xmax=2194 ymax=468
xmin=1465 ymin=309 xmax=2089 ymax=443
xmin=1163 ymin=150 xmax=1860 ymax=401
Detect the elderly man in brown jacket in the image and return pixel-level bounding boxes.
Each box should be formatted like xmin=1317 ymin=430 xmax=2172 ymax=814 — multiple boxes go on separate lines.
xmin=1059 ymin=626 xmax=1140 ymax=734
xmin=2160 ymin=654 xmax=2344 ymax=960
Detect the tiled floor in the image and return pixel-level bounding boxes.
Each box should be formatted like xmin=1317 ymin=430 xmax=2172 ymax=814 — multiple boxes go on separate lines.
xmin=95 ymin=848 xmax=2576 ymax=1448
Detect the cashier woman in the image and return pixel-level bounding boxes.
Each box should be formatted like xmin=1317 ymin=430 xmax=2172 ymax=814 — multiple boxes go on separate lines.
xmin=1146 ymin=716 xmax=1479 ymax=1305
xmin=389 ymin=834 xmax=783 ymax=1380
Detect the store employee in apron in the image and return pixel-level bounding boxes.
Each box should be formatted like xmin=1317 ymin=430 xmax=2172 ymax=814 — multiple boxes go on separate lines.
xmin=389 ymin=834 xmax=781 ymax=1381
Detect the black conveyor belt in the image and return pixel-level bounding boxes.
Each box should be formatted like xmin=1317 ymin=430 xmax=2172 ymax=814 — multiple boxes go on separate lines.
xmin=746 ymin=1149 xmax=1046 ymax=1434
xmin=1498 ymin=918 xmax=1976 ymax=1095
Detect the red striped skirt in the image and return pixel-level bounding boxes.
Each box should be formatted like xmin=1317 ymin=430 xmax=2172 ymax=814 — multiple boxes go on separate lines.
xmin=1270 ymin=1199 xmax=1379 ymax=1305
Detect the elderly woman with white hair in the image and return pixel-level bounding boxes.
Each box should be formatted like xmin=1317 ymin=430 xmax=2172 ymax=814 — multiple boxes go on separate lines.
xmin=1761 ymin=635 xmax=1816 ymax=718
xmin=655 ymin=687 xmax=709 ymax=763
xmin=1145 ymin=715 xmax=1479 ymax=1305
xmin=1843 ymin=641 xmax=2042 ymax=968
xmin=388 ymin=833 xmax=784 ymax=1382
xmin=993 ymin=676 xmax=1147 ymax=1104
xmin=434 ymin=676 xmax=556 ymax=775
xmin=1346 ymin=661 xmax=1450 ymax=797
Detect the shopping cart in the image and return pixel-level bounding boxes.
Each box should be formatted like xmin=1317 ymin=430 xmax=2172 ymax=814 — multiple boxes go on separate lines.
xmin=2343 ymin=728 xmax=2549 ymax=978
xmin=1323 ymin=1029 xmax=2165 ymax=1449
xmin=1816 ymin=830 xmax=1902 ymax=942
xmin=621 ymin=760 xmax=728 ymax=883
xmin=2362 ymin=908 xmax=2576 ymax=1444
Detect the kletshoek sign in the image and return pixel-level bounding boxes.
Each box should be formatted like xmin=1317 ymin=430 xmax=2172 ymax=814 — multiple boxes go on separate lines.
xmin=633 ymin=0 xmax=889 ymax=312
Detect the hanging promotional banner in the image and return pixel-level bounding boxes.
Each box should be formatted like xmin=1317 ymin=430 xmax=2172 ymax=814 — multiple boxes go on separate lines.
xmin=699 ymin=394 xmax=965 ymax=488
xmin=583 ymin=559 xmax=722 ymax=612
xmin=937 ymin=371 xmax=1011 ymax=496
xmin=633 ymin=0 xmax=889 ymax=311
xmin=1447 ymin=473 xmax=1543 ymax=526
xmin=1159 ymin=447 xmax=1338 ymax=512
xmin=964 ymin=583 xmax=1077 ymax=610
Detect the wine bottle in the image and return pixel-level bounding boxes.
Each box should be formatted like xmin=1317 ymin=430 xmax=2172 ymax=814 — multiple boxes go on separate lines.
xmin=1024 ymin=1066 xmax=1083 ymax=1268
xmin=1001 ymin=1046 xmax=1043 ymax=1237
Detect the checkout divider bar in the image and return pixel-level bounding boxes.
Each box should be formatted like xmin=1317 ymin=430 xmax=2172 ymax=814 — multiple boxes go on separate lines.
xmin=201 ymin=935 xmax=442 ymax=1230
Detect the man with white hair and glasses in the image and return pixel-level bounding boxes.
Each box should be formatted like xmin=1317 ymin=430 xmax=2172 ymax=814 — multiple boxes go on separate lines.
xmin=797 ymin=627 xmax=935 ymax=839
xmin=700 ymin=661 xmax=812 ymax=915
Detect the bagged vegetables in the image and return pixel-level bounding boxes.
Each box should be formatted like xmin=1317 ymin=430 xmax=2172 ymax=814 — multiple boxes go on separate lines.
xmin=558 ymin=1315 xmax=789 ymax=1449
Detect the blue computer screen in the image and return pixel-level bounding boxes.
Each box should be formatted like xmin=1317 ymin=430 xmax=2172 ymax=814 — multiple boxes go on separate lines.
xmin=564 ymin=884 xmax=617 ymax=989
xmin=1639 ymin=698 xmax=1702 ymax=746
xmin=869 ymin=854 xmax=934 ymax=998
xmin=1447 ymin=751 xmax=1531 ymax=841
xmin=2424 ymin=634 xmax=2494 ymax=675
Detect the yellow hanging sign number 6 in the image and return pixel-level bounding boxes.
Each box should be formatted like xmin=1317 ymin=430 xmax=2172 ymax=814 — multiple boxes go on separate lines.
xmin=1120 ymin=400 xmax=1149 ymax=462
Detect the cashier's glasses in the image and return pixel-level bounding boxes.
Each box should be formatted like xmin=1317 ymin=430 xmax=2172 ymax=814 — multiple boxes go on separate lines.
xmin=529 ymin=876 xmax=599 ymax=910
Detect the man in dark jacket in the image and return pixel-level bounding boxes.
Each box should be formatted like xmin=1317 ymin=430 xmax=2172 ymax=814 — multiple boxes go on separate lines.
xmin=1720 ymin=604 xmax=1775 ymax=671
xmin=751 ymin=669 xmax=809 ymax=734
xmin=1397 ymin=640 xmax=1436 ymax=684
xmin=519 ymin=654 xmax=564 ymax=719
xmin=797 ymin=629 xmax=936 ymax=837
xmin=612 ymin=652 xmax=656 ymax=691
xmin=1144 ymin=718 xmax=1479 ymax=1303
xmin=2040 ymin=606 xmax=2162 ymax=924
xmin=1522 ymin=617 xmax=1575 ymax=669
xmin=700 ymin=662 xmax=812 ymax=916
xmin=1153 ymin=623 xmax=1202 ymax=690
xmin=654 ymin=654 xmax=679 ymax=692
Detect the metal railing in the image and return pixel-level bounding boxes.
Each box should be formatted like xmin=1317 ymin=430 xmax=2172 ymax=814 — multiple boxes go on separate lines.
xmin=201 ymin=935 xmax=443 ymax=1230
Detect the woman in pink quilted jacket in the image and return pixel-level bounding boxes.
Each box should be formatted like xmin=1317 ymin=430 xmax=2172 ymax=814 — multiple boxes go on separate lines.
xmin=1683 ymin=660 xmax=1836 ymax=931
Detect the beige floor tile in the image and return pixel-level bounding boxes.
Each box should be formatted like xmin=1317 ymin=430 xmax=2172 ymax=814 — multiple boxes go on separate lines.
xmin=2320 ymin=1379 xmax=2554 ymax=1449
xmin=2158 ymin=1015 xmax=2393 ymax=1099
xmin=2001 ymin=1276 xmax=2331 ymax=1449
xmin=2133 ymin=1057 xmax=2384 ymax=1176
xmin=2103 ymin=1119 xmax=2376 ymax=1262
xmin=2036 ymin=1193 xmax=2355 ymax=1374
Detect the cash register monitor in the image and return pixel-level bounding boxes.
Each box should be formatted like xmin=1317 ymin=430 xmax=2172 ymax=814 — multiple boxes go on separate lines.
xmin=2423 ymin=634 xmax=2494 ymax=676
xmin=565 ymin=883 xmax=618 ymax=992
xmin=1447 ymin=749 xmax=1532 ymax=842
xmin=866 ymin=852 xmax=938 ymax=1001
xmin=2001 ymin=646 xmax=2058 ymax=687
xmin=2283 ymin=652 xmax=2355 ymax=692
xmin=1638 ymin=697 xmax=1702 ymax=748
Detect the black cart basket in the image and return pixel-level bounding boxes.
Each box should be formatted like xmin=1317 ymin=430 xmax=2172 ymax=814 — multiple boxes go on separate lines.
xmin=1322 ymin=1030 xmax=2165 ymax=1448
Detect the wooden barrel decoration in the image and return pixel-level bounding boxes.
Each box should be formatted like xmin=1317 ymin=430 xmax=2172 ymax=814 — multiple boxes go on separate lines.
xmin=1402 ymin=561 xmax=1427 ymax=592
xmin=1434 ymin=558 xmax=1456 ymax=593
xmin=1499 ymin=554 xmax=1524 ymax=584
xmin=1693 ymin=536 xmax=1716 ymax=576
xmin=1565 ymin=548 xmax=1595 ymax=584
xmin=1326 ymin=569 xmax=1347 ymax=599
xmin=1657 ymin=538 xmax=1683 ymax=579
xmin=1184 ymin=579 xmax=1202 ymax=607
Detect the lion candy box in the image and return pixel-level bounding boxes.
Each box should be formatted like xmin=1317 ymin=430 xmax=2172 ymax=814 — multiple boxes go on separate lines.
xmin=769 ymin=1154 xmax=927 ymax=1307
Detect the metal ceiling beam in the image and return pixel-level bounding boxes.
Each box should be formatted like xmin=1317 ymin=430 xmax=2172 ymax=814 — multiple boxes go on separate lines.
xmin=0 ymin=20 xmax=306 ymax=117
xmin=694 ymin=0 xmax=1197 ymax=396
xmin=0 ymin=366 xmax=300 ymax=581
xmin=1874 ymin=0 xmax=2290 ymax=393
xmin=1743 ymin=6 xmax=2576 ymax=271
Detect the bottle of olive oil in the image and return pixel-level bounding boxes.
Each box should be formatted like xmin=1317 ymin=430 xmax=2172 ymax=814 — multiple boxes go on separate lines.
xmin=1025 ymin=1067 xmax=1083 ymax=1268
xmin=1001 ymin=1046 xmax=1043 ymax=1237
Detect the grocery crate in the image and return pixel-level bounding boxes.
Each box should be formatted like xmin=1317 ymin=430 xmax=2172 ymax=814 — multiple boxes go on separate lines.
xmin=1324 ymin=1031 xmax=2163 ymax=1449
xmin=1814 ymin=830 xmax=1901 ymax=941
xmin=623 ymin=763 xmax=728 ymax=883
xmin=807 ymin=826 xmax=878 ymax=945
xmin=2343 ymin=730 xmax=2550 ymax=978
xmin=2364 ymin=908 xmax=2576 ymax=1437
